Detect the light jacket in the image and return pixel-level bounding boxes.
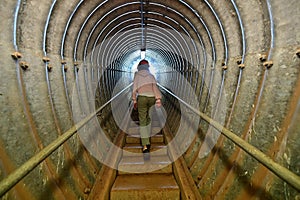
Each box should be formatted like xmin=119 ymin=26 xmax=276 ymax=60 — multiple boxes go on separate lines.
xmin=132 ymin=69 xmax=161 ymax=102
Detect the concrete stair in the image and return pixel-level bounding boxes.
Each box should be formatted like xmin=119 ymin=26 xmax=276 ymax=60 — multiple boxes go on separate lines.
xmin=118 ymin=155 xmax=172 ymax=174
xmin=122 ymin=143 xmax=168 ymax=155
xmin=110 ymin=174 xmax=180 ymax=199
xmin=125 ymin=133 xmax=164 ymax=144
xmin=127 ymin=126 xmax=162 ymax=135
xmin=110 ymin=123 xmax=180 ymax=200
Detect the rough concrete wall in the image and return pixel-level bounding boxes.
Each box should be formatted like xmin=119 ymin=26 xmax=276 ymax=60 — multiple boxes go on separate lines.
xmin=183 ymin=0 xmax=300 ymax=199
xmin=0 ymin=1 xmax=103 ymax=199
xmin=0 ymin=0 xmax=299 ymax=199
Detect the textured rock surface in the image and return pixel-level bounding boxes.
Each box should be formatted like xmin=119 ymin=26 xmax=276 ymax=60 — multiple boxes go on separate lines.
xmin=0 ymin=0 xmax=299 ymax=199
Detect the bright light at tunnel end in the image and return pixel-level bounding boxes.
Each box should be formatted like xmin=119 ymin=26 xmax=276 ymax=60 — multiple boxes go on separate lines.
xmin=131 ymin=55 xmax=157 ymax=78
xmin=140 ymin=49 xmax=146 ymax=59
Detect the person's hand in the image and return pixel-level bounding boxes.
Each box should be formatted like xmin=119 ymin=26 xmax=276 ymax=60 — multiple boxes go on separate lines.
xmin=133 ymin=101 xmax=138 ymax=110
xmin=155 ymin=99 xmax=161 ymax=108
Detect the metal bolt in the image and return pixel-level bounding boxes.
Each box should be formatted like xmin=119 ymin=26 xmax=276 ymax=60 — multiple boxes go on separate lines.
xmin=47 ymin=65 xmax=52 ymax=72
xmin=296 ymin=49 xmax=300 ymax=58
xmin=19 ymin=61 xmax=29 ymax=70
xmin=263 ymin=61 xmax=273 ymax=69
xmin=11 ymin=52 xmax=22 ymax=60
xmin=64 ymin=65 xmax=68 ymax=72
xmin=259 ymin=54 xmax=267 ymax=62
xmin=238 ymin=63 xmax=245 ymax=69
xmin=42 ymin=57 xmax=50 ymax=63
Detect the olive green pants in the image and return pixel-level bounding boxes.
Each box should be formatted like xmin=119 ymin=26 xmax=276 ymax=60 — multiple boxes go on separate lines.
xmin=137 ymin=96 xmax=156 ymax=146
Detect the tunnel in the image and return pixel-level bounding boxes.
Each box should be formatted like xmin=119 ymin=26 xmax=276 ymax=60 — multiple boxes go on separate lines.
xmin=0 ymin=0 xmax=300 ymax=199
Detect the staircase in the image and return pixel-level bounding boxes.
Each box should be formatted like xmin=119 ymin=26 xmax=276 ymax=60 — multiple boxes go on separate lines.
xmin=110 ymin=121 xmax=180 ymax=200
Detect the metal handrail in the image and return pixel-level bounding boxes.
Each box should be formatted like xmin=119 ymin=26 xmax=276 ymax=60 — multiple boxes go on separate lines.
xmin=158 ymin=83 xmax=300 ymax=191
xmin=0 ymin=83 xmax=133 ymax=197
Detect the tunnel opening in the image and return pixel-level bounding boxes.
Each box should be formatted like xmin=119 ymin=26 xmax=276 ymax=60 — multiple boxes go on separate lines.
xmin=93 ymin=49 xmax=196 ymax=147
xmin=0 ymin=0 xmax=299 ymax=199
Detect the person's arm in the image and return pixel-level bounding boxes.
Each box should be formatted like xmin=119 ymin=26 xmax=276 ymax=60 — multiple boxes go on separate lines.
xmin=152 ymin=75 xmax=162 ymax=107
xmin=155 ymin=97 xmax=162 ymax=107
xmin=132 ymin=73 xmax=138 ymax=109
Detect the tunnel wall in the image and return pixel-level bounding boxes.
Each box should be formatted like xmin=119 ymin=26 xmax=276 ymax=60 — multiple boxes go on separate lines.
xmin=0 ymin=0 xmax=299 ymax=199
xmin=0 ymin=1 xmax=105 ymax=199
xmin=172 ymin=0 xmax=300 ymax=199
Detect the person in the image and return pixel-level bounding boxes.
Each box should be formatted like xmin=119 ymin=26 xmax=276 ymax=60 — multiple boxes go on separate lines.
xmin=132 ymin=59 xmax=162 ymax=154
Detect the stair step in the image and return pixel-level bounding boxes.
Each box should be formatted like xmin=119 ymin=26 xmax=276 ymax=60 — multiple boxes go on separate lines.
xmin=118 ymin=155 xmax=172 ymax=174
xmin=127 ymin=126 xmax=162 ymax=135
xmin=129 ymin=120 xmax=161 ymax=127
xmin=111 ymin=174 xmax=180 ymax=200
xmin=122 ymin=143 xmax=167 ymax=156
xmin=129 ymin=121 xmax=139 ymax=127
xmin=126 ymin=133 xmax=164 ymax=144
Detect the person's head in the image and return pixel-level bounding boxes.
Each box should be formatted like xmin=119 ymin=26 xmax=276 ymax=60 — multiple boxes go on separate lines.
xmin=137 ymin=59 xmax=150 ymax=71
